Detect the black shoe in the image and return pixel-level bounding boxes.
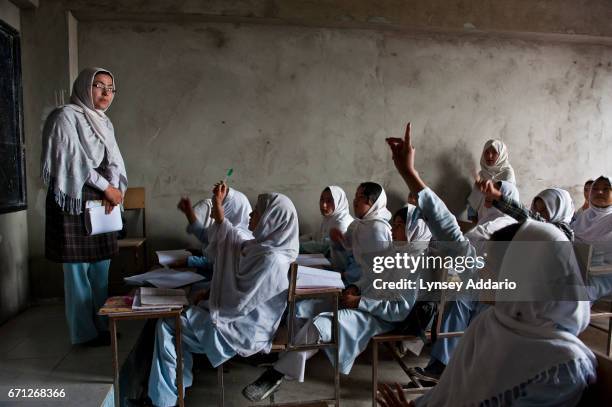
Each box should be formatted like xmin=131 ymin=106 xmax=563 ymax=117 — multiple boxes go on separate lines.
xmin=242 ymin=368 xmax=284 ymax=402
xmin=408 ymin=367 xmax=440 ymax=384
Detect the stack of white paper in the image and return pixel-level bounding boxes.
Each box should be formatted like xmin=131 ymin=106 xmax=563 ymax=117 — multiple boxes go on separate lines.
xmin=132 ymin=287 xmax=188 ymax=311
xmin=296 ymin=253 xmax=332 ymax=268
xmin=85 ymin=200 xmax=123 ymax=235
xmin=124 ymin=268 xmax=204 ymax=288
xmin=296 ymin=265 xmax=344 ymax=289
xmin=156 ymin=249 xmax=192 ymax=266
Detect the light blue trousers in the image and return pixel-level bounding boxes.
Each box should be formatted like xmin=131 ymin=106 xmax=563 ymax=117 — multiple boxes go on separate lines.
xmin=148 ymin=314 xmax=235 ymax=407
xmin=63 ymin=260 xmax=110 ymax=344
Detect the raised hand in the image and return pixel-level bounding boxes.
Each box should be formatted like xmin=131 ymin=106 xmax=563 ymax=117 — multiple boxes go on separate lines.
xmin=385 ymin=122 xmax=415 ymax=176
xmin=386 ymin=122 xmax=426 ymax=193
xmin=211 ymin=181 xmax=228 ymax=224
xmin=177 ymin=196 xmax=197 ymax=224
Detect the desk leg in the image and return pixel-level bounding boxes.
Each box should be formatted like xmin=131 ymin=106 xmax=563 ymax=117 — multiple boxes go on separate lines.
xmin=333 ymin=294 xmax=340 ymax=407
xmin=110 ymin=318 xmax=120 ymax=407
xmin=175 ymin=314 xmax=184 ymax=407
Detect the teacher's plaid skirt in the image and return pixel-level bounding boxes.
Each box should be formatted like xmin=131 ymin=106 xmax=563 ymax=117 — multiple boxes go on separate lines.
xmin=45 ymin=185 xmax=118 ymax=263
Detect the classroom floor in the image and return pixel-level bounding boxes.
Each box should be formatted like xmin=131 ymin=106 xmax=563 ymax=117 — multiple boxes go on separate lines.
xmin=0 ymin=304 xmax=609 ymax=407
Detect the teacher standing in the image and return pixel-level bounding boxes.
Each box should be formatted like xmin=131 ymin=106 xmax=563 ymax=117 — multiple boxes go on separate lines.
xmin=41 ymin=67 xmax=128 ymax=345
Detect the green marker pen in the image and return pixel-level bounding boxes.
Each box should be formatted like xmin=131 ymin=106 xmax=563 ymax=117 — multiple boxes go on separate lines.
xmin=222 ymin=168 xmax=234 ymax=184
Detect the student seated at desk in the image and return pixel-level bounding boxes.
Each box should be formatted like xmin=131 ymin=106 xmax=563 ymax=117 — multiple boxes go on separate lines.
xmin=572 ymin=175 xmax=612 ymax=299
xmin=242 ymin=206 xmax=425 ymax=402
xmin=381 ymin=122 xmax=595 ymax=407
xmin=467 ymin=139 xmax=516 ymax=222
xmin=575 ymin=179 xmax=594 ymax=219
xmin=331 ymin=182 xmax=393 ymax=285
xmin=147 ymin=183 xmax=298 ymax=407
xmin=413 ymin=180 xmax=520 ymax=382
xmin=174 ymin=187 xmax=251 ymax=272
xmin=479 ymin=181 xmax=575 ymax=240
xmin=300 ymin=185 xmax=354 ymax=271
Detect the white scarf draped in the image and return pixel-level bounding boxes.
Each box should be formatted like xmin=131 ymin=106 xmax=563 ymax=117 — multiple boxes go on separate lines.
xmin=318 ymin=185 xmax=354 ymax=241
xmin=344 ymin=185 xmax=392 ymax=289
xmin=205 ymin=193 xmax=299 ymax=355
xmin=404 ymin=204 xmax=432 ymax=243
xmin=479 ymin=139 xmax=516 ymax=183
xmin=535 ymin=188 xmax=575 ymax=224
xmin=573 ymin=176 xmax=612 ymax=244
xmin=423 ymin=221 xmax=595 ymax=407
xmin=223 ymin=187 xmax=252 ymax=233
xmin=41 ymin=67 xmax=127 ymax=214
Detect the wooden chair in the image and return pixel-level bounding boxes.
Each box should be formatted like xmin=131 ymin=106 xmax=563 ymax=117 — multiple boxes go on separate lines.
xmin=370 ymin=268 xmax=464 ymax=406
xmin=217 ymin=263 xmax=342 ymax=406
xmin=578 ymin=350 xmax=612 ymax=406
xmin=119 ymin=187 xmax=148 ymax=272
xmin=573 ymin=242 xmax=612 ymax=357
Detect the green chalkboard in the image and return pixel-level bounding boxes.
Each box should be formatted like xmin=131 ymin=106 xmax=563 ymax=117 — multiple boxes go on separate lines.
xmin=0 ymin=19 xmax=26 ymax=214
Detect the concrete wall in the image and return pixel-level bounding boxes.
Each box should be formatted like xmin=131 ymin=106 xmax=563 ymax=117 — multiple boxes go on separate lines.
xmin=0 ymin=0 xmax=29 ymax=324
xmin=18 ymin=0 xmax=612 ymax=297
xmin=74 ymin=21 xmax=612 ymax=250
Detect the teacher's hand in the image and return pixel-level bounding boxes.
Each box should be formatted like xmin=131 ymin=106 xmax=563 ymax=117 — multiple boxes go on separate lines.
xmin=104 ymin=186 xmax=123 ymax=206
xmin=103 ymin=199 xmax=115 ymax=214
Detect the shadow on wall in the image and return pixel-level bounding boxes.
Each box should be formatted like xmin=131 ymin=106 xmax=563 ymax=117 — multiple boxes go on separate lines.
xmin=433 ymin=149 xmax=473 ymax=216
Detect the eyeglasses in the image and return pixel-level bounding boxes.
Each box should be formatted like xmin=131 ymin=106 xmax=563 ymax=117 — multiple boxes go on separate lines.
xmin=92 ymin=83 xmax=116 ymax=94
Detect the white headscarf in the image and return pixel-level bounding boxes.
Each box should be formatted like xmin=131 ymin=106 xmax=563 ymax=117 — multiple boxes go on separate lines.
xmin=403 ymin=204 xmax=432 ymax=243
xmin=344 ymin=184 xmax=393 ymax=289
xmin=318 ymin=186 xmax=354 ymax=241
xmin=422 ymin=221 xmax=595 ymax=407
xmin=41 ymin=67 xmax=127 ymax=214
xmin=479 ymin=139 xmax=516 ymax=183
xmin=534 ymin=188 xmax=574 ymax=224
xmin=223 ymin=187 xmax=252 ymax=232
xmin=193 ymin=199 xmax=214 ymax=229
xmin=205 ymin=193 xmax=299 ymax=355
xmin=573 ymin=176 xmax=612 ymax=244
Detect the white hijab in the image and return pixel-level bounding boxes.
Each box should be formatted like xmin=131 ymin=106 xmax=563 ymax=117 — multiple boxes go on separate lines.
xmin=319 ymin=186 xmax=354 ymax=241
xmin=223 ymin=187 xmax=252 ymax=232
xmin=404 ymin=204 xmax=432 ymax=243
xmin=573 ymin=176 xmax=612 ymax=244
xmin=423 ymin=221 xmax=595 ymax=407
xmin=41 ymin=67 xmax=127 ymax=214
xmin=535 ymin=188 xmax=575 ymax=224
xmin=206 ymin=193 xmax=299 ymax=355
xmin=479 ymin=139 xmax=516 ymax=183
xmin=193 ymin=199 xmax=214 ymax=230
xmin=344 ymin=184 xmax=393 ymax=288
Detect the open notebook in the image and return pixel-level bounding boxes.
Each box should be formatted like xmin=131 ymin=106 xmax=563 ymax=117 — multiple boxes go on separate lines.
xmin=296 ymin=253 xmax=332 ymax=268
xmin=296 ymin=265 xmax=344 ymax=289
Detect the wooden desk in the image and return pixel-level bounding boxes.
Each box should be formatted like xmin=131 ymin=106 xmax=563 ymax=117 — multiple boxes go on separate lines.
xmin=99 ymin=303 xmax=184 ymax=407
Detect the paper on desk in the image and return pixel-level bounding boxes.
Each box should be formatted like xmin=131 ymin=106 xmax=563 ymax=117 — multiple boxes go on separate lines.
xmin=297 ymin=265 xmax=344 ymax=289
xmin=85 ymin=200 xmax=123 ymax=235
xmin=132 ymin=290 xmax=185 ymax=311
xmin=296 ymin=253 xmax=332 ymax=268
xmin=124 ymin=268 xmax=204 ymax=288
xmin=156 ymin=249 xmax=192 ymax=266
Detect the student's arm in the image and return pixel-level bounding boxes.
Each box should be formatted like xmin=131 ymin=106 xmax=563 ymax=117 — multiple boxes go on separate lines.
xmin=479 ymin=179 xmax=543 ymax=223
xmin=211 ymin=182 xmax=227 ymax=224
xmin=386 ymin=123 xmax=464 ymax=243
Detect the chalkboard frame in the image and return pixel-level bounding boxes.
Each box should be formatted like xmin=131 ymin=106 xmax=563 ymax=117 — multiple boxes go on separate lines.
xmin=0 ymin=19 xmax=27 ymax=214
